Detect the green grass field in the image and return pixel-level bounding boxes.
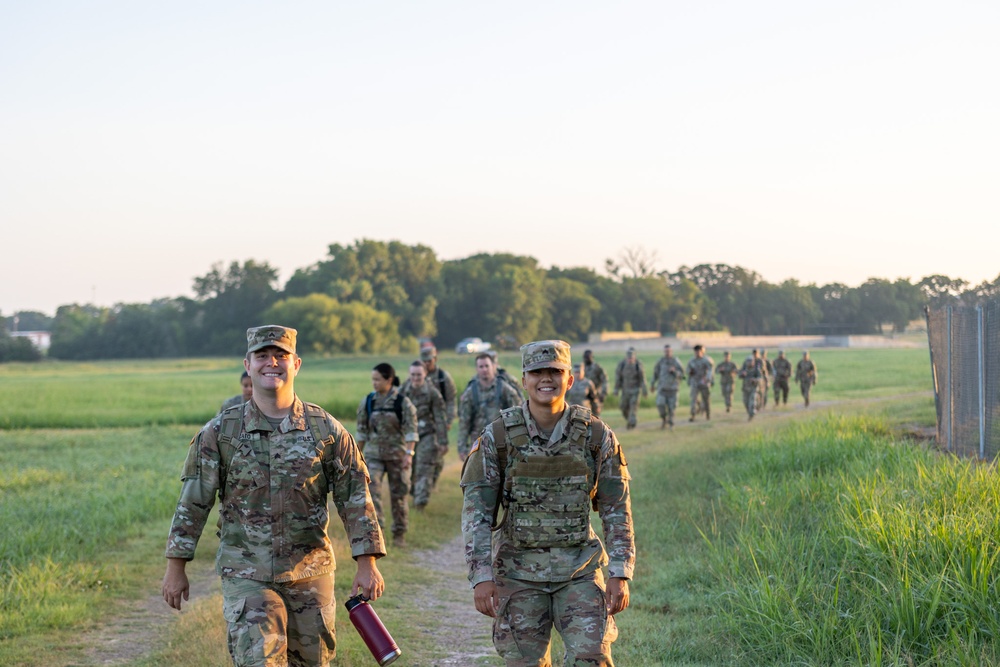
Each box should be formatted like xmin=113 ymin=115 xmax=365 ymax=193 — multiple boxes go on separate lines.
xmin=5 ymin=346 xmax=990 ymax=666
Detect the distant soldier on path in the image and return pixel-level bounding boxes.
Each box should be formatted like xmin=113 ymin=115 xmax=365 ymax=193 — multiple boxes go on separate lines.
xmin=772 ymin=350 xmax=793 ymax=406
xmin=715 ymin=351 xmax=738 ymax=413
xmin=738 ymin=349 xmax=765 ymax=421
xmin=651 ymin=344 xmax=685 ymax=429
xmin=614 ymin=347 xmax=647 ymax=430
xmin=401 ymin=360 xmax=449 ymax=511
xmin=566 ymin=362 xmax=600 ymax=414
xmin=759 ymin=350 xmax=774 ymax=409
xmin=457 ymin=352 xmax=524 ymax=460
xmin=583 ymin=349 xmax=609 ymax=417
xmin=421 ymin=345 xmax=457 ymax=488
xmin=795 ymin=351 xmax=818 ymax=407
xmin=686 ymin=345 xmax=714 ymax=421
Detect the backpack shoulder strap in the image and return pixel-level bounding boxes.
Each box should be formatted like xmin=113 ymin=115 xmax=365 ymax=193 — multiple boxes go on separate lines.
xmin=393 ymin=393 xmax=404 ymax=424
xmin=489 ymin=406 xmax=527 ymax=530
xmin=365 ymin=392 xmax=375 ymax=419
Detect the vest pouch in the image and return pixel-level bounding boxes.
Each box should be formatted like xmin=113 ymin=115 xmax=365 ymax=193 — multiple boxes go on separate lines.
xmin=508 ymin=455 xmax=591 ymax=549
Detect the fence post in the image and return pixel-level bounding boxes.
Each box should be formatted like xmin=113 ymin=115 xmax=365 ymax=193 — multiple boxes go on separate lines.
xmin=978 ymin=305 xmax=986 ymax=459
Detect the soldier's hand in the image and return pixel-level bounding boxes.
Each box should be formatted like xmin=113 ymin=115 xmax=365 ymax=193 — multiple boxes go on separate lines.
xmin=606 ymin=577 xmax=630 ymax=616
xmin=352 ymin=555 xmax=385 ymax=602
xmin=162 ymin=558 xmax=190 ymax=610
xmin=473 ymin=581 xmax=499 ymax=618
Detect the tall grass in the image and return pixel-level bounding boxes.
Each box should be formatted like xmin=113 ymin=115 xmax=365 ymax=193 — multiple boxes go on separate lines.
xmin=703 ymin=415 xmax=1000 ymax=666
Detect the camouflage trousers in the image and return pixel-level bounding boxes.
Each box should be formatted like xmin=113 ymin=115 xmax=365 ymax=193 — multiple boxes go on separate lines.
xmin=410 ymin=433 xmax=442 ymax=507
xmin=800 ymin=380 xmax=814 ymax=406
xmin=221 ymin=574 xmax=336 ymax=667
xmin=655 ymin=390 xmax=678 ymax=425
xmin=720 ymin=381 xmax=734 ymax=409
xmin=618 ymin=389 xmax=642 ymax=428
xmin=689 ymin=385 xmax=711 ymax=418
xmin=742 ymin=383 xmax=759 ymax=418
xmin=493 ymin=570 xmax=618 ymax=667
xmin=367 ymin=453 xmax=411 ymax=537
xmin=773 ymin=378 xmax=790 ymax=405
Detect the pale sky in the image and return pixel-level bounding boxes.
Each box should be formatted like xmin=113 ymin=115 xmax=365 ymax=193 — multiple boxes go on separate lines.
xmin=2 ymin=1 xmax=997 ymax=316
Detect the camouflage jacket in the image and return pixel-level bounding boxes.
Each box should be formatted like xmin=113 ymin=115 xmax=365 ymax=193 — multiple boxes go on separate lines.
xmin=429 ymin=367 xmax=458 ymax=426
xmin=739 ymin=358 xmax=764 ymax=389
xmin=795 ymin=359 xmax=818 ymax=383
xmin=773 ymin=357 xmax=793 ymax=380
xmin=165 ymin=397 xmax=385 ymax=582
xmin=614 ymin=359 xmax=646 ymax=394
xmin=457 ymin=379 xmax=524 ymax=456
xmin=583 ymin=361 xmax=609 ymax=400
xmin=686 ymin=356 xmax=715 ymax=387
xmin=651 ymin=356 xmax=685 ymax=392
xmin=401 ymin=380 xmax=449 ymax=446
xmin=715 ymin=360 xmax=739 ymax=384
xmin=565 ymin=377 xmax=598 ymax=411
xmin=356 ymin=387 xmax=419 ymax=459
xmin=460 ymin=402 xmax=635 ymax=587
xmin=219 ymin=394 xmax=243 ymax=413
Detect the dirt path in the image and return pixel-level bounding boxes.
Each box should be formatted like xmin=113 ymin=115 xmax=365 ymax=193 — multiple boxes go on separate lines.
xmin=80 ymin=559 xmax=219 ymax=666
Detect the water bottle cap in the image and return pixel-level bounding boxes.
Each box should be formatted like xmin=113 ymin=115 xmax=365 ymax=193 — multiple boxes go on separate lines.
xmin=344 ymin=593 xmax=370 ymax=612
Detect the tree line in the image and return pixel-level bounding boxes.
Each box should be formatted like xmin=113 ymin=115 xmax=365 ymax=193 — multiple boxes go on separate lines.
xmin=3 ymin=240 xmax=998 ymax=361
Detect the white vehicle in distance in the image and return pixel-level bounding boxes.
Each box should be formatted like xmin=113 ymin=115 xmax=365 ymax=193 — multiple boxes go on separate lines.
xmin=455 ymin=337 xmax=492 ymax=354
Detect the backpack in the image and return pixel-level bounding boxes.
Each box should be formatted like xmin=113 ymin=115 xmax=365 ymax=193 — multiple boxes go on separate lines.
xmin=466 ymin=369 xmax=520 ymax=414
xmin=365 ymin=392 xmax=404 ymax=424
xmin=489 ymin=405 xmax=605 ymax=533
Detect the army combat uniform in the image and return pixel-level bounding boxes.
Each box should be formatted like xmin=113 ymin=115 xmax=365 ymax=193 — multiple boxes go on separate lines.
xmin=583 ymin=359 xmax=609 ymax=417
xmin=738 ymin=357 xmax=764 ymax=421
xmin=686 ymin=355 xmax=715 ymax=421
xmin=795 ymin=356 xmax=818 ymax=407
xmin=166 ymin=397 xmax=385 ymax=665
xmin=461 ymin=403 xmax=635 ymax=666
xmin=566 ymin=375 xmax=599 ymax=414
xmin=772 ymin=355 xmax=793 ymax=406
xmin=651 ymin=355 xmax=684 ymax=428
xmin=401 ymin=379 xmax=449 ymax=508
xmin=219 ymin=393 xmax=244 ymax=413
xmin=356 ymin=388 xmax=419 ymax=541
xmin=715 ymin=358 xmax=738 ymax=412
xmin=457 ymin=379 xmax=524 ymax=459
xmin=614 ymin=355 xmax=647 ymax=430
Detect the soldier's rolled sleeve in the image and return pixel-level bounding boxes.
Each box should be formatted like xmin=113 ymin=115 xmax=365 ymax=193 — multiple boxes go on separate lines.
xmin=329 ymin=424 xmax=386 ymax=559
xmin=165 ymin=423 xmax=221 ymax=560
xmin=460 ymin=430 xmax=500 ymax=588
xmin=432 ymin=391 xmax=449 ymax=445
xmin=595 ymin=429 xmax=635 ymax=580
xmin=456 ymin=389 xmax=473 ymax=454
xmin=355 ymin=399 xmax=370 ymax=445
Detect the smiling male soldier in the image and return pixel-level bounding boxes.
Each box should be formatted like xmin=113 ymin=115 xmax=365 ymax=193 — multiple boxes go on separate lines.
xmin=162 ymin=325 xmax=386 ymax=667
xmin=462 ymin=340 xmax=635 ymax=666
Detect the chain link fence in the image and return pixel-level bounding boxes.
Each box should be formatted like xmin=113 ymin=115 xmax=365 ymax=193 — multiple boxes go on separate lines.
xmin=925 ymin=302 xmax=1000 ymax=459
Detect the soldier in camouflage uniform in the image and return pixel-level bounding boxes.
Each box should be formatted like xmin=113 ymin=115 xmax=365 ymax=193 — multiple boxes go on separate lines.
xmin=163 ymin=325 xmax=386 ymax=667
xmin=357 ymin=363 xmax=419 ymax=547
xmin=795 ymin=351 xmax=818 ymax=407
xmin=421 ymin=345 xmax=457 ymax=488
xmin=686 ymin=345 xmax=715 ymax=421
xmin=462 ymin=340 xmax=635 ymax=667
xmin=614 ymin=347 xmax=647 ymax=430
xmin=401 ymin=360 xmax=449 ymax=511
xmin=219 ymin=371 xmax=253 ymax=413
xmin=457 ymin=352 xmax=524 ymax=460
xmin=715 ymin=351 xmax=738 ymax=413
xmin=566 ymin=362 xmax=599 ymax=413
xmin=650 ymin=344 xmax=685 ymax=429
xmin=738 ymin=349 xmax=765 ymax=421
xmin=759 ymin=350 xmax=774 ymax=409
xmin=772 ymin=350 xmax=793 ymax=406
xmin=583 ymin=350 xmax=609 ymax=417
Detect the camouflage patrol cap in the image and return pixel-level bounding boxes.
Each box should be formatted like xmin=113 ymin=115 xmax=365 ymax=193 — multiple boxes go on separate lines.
xmin=246 ymin=325 xmax=297 ymax=355
xmin=420 ymin=345 xmax=437 ymax=361
xmin=521 ymin=340 xmax=572 ymax=372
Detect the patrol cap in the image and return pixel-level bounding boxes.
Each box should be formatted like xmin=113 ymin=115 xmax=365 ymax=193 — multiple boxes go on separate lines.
xmin=246 ymin=325 xmax=297 ymax=355
xmin=420 ymin=345 xmax=437 ymax=361
xmin=521 ymin=340 xmax=572 ymax=372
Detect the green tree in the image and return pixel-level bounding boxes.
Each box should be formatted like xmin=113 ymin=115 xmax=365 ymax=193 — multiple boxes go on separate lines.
xmin=543 ymin=277 xmax=601 ymax=342
xmin=918 ymin=274 xmax=969 ymax=307
xmin=263 ymin=294 xmax=404 ymax=354
xmin=192 ymin=260 xmax=281 ymax=356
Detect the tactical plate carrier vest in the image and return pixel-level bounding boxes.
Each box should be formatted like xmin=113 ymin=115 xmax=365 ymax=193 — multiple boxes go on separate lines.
xmin=491 ymin=405 xmax=605 ymax=549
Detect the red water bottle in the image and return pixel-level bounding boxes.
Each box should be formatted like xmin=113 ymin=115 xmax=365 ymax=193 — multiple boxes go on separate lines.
xmin=345 ymin=593 xmax=402 ymax=665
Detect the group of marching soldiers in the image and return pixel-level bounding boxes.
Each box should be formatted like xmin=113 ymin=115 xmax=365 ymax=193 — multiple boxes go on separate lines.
xmin=576 ymin=344 xmax=819 ymax=428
